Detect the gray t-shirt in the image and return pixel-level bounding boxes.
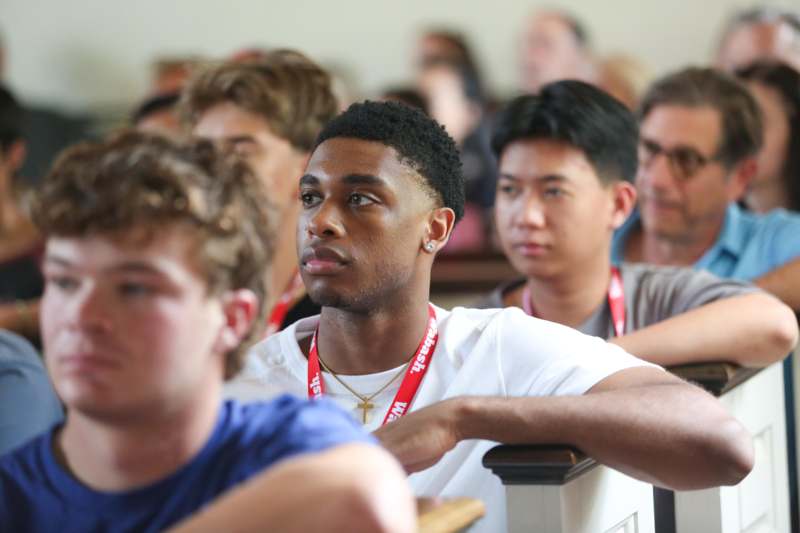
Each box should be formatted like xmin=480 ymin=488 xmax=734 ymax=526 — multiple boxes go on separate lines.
xmin=475 ymin=262 xmax=757 ymax=338
xmin=0 ymin=331 xmax=63 ymax=455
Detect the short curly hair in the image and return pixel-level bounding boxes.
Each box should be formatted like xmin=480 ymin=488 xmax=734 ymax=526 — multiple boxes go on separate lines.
xmin=29 ymin=130 xmax=275 ymax=379
xmin=315 ymin=100 xmax=465 ymax=221
xmin=179 ymin=49 xmax=338 ymax=152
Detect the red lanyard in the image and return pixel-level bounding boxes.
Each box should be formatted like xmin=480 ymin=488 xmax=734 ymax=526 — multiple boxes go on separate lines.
xmin=307 ymin=304 xmax=439 ymax=426
xmin=522 ymin=267 xmax=626 ymax=338
xmin=265 ymin=271 xmax=305 ymax=336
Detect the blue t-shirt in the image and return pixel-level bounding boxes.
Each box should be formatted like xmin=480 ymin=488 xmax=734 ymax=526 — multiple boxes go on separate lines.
xmin=0 ymin=331 xmax=62 ymax=455
xmin=611 ymin=203 xmax=800 ymax=280
xmin=0 ymin=396 xmax=373 ymax=533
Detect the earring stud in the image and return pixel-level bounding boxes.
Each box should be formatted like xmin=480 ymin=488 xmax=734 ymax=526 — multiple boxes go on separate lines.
xmin=425 ymin=242 xmax=435 ymax=252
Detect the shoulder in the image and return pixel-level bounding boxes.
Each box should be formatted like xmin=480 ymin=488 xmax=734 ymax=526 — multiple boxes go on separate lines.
xmin=734 ymin=206 xmax=800 ymax=244
xmin=621 ymin=262 xmax=728 ymax=288
xmin=0 ymin=331 xmax=42 ymax=370
xmin=0 ymin=430 xmax=54 ymax=490
xmin=725 ymin=207 xmax=800 ymax=271
xmin=220 ymin=397 xmax=372 ymax=455
xmin=440 ymin=304 xmax=616 ymax=354
xmin=620 ymin=262 xmax=754 ymax=317
xmin=472 ymin=279 xmax=525 ymax=309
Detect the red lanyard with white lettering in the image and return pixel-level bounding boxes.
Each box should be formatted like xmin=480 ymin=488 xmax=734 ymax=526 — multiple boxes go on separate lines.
xmin=265 ymin=271 xmax=305 ymax=337
xmin=307 ymin=304 xmax=439 ymax=426
xmin=523 ymin=267 xmax=626 ymax=337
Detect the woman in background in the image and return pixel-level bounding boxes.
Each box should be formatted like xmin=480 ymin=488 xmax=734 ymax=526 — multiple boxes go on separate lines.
xmin=736 ymin=61 xmax=800 ymax=213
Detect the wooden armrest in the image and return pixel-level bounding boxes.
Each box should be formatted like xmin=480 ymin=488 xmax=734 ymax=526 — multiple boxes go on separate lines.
xmin=482 ymin=444 xmax=596 ymax=486
xmin=668 ymin=362 xmax=762 ymax=396
xmin=417 ymin=497 xmax=486 ymax=533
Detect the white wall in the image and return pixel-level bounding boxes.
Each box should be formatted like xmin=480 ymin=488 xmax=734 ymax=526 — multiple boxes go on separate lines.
xmin=0 ymin=0 xmax=797 ymax=112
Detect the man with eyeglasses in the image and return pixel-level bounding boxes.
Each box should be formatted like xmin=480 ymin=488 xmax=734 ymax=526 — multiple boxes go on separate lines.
xmin=611 ymin=67 xmax=800 ymax=312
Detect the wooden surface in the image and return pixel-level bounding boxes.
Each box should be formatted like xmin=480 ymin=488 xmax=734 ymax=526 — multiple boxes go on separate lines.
xmin=417 ymin=497 xmax=486 ymax=533
xmin=668 ymin=362 xmax=761 ymax=396
xmin=482 ymin=444 xmax=596 ymax=486
xmin=431 ymin=252 xmax=516 ymax=294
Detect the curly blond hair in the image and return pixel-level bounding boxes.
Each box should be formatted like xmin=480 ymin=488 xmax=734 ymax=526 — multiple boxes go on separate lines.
xmin=30 ymin=130 xmax=275 ymax=378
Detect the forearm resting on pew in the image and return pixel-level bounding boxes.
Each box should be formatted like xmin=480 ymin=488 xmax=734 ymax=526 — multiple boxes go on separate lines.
xmin=610 ymin=293 xmax=798 ymax=367
xmin=167 ymin=443 xmax=415 ymax=533
xmin=375 ymin=367 xmax=753 ymax=490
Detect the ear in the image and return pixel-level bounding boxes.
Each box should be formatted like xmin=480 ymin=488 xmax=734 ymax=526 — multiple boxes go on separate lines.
xmin=215 ymin=289 xmax=259 ymax=354
xmin=609 ymin=181 xmax=637 ymax=229
xmin=421 ymin=207 xmax=456 ymax=254
xmin=2 ymin=140 xmax=26 ymax=175
xmin=726 ymin=158 xmax=756 ymax=202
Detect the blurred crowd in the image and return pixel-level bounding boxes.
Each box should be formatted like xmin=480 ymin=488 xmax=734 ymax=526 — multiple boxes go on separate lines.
xmin=0 ymin=5 xmax=799 ymax=344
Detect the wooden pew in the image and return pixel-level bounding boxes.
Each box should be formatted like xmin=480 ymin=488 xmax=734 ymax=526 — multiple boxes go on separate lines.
xmin=482 ymin=362 xmax=790 ymax=533
xmin=417 ymin=497 xmax=486 ymax=533
xmin=668 ymin=361 xmax=790 ymax=533
xmin=483 ymin=445 xmax=655 ymax=532
xmin=430 ymin=252 xmax=516 ymax=309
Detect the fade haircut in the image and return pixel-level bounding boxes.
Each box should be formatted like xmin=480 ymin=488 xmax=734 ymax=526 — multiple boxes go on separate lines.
xmin=492 ymin=80 xmax=638 ymax=184
xmin=314 ymin=100 xmax=465 ymax=221
xmin=29 ymin=130 xmax=275 ymax=378
xmin=180 ymin=49 xmax=338 ymax=152
xmin=638 ymin=67 xmax=763 ymax=169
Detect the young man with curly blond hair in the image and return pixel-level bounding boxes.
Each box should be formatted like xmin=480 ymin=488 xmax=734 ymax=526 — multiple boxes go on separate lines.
xmin=0 ymin=131 xmax=413 ymax=533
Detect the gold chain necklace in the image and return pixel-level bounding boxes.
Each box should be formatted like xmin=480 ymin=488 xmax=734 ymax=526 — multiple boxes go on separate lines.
xmin=317 ymin=355 xmax=409 ymax=424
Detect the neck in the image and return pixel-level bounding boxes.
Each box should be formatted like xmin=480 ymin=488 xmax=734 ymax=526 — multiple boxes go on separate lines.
xmin=626 ymin=216 xmax=725 ymax=267
xmin=56 ymin=382 xmax=221 ymax=492
xmin=314 ymin=277 xmax=432 ymax=375
xmin=519 ymin=255 xmax=612 ymax=329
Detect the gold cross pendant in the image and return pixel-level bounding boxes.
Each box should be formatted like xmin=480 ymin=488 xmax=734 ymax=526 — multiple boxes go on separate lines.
xmin=356 ymin=400 xmax=375 ymax=424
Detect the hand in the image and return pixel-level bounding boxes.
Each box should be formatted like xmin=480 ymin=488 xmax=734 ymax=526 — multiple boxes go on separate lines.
xmin=373 ymin=398 xmax=463 ymax=473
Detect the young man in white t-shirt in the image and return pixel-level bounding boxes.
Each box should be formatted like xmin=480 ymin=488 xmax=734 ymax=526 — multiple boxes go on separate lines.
xmin=227 ymin=101 xmax=754 ymax=533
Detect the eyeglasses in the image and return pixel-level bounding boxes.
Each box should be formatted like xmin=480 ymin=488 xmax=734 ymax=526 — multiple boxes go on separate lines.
xmin=638 ymin=138 xmax=722 ymax=181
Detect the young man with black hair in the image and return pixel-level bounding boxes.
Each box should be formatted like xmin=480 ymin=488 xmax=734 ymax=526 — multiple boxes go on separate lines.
xmin=229 ymin=100 xmax=755 ymax=533
xmin=480 ymin=80 xmax=797 ymax=367
xmin=0 ymin=131 xmax=414 ymax=533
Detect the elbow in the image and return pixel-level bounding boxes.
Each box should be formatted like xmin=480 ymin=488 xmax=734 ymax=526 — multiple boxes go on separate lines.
xmin=708 ymin=418 xmax=754 ymax=487
xmin=771 ymin=304 xmax=799 ymax=358
xmin=748 ymin=296 xmax=798 ymax=367
xmin=338 ymin=448 xmax=416 ymax=533
xmin=338 ymin=487 xmax=414 ymax=533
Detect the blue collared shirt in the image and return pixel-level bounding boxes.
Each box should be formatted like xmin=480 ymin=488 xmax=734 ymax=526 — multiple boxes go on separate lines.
xmin=611 ymin=203 xmax=800 ymax=281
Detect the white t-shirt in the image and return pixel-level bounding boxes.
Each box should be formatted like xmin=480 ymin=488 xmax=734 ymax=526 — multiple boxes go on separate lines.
xmin=226 ymin=305 xmax=656 ymax=533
